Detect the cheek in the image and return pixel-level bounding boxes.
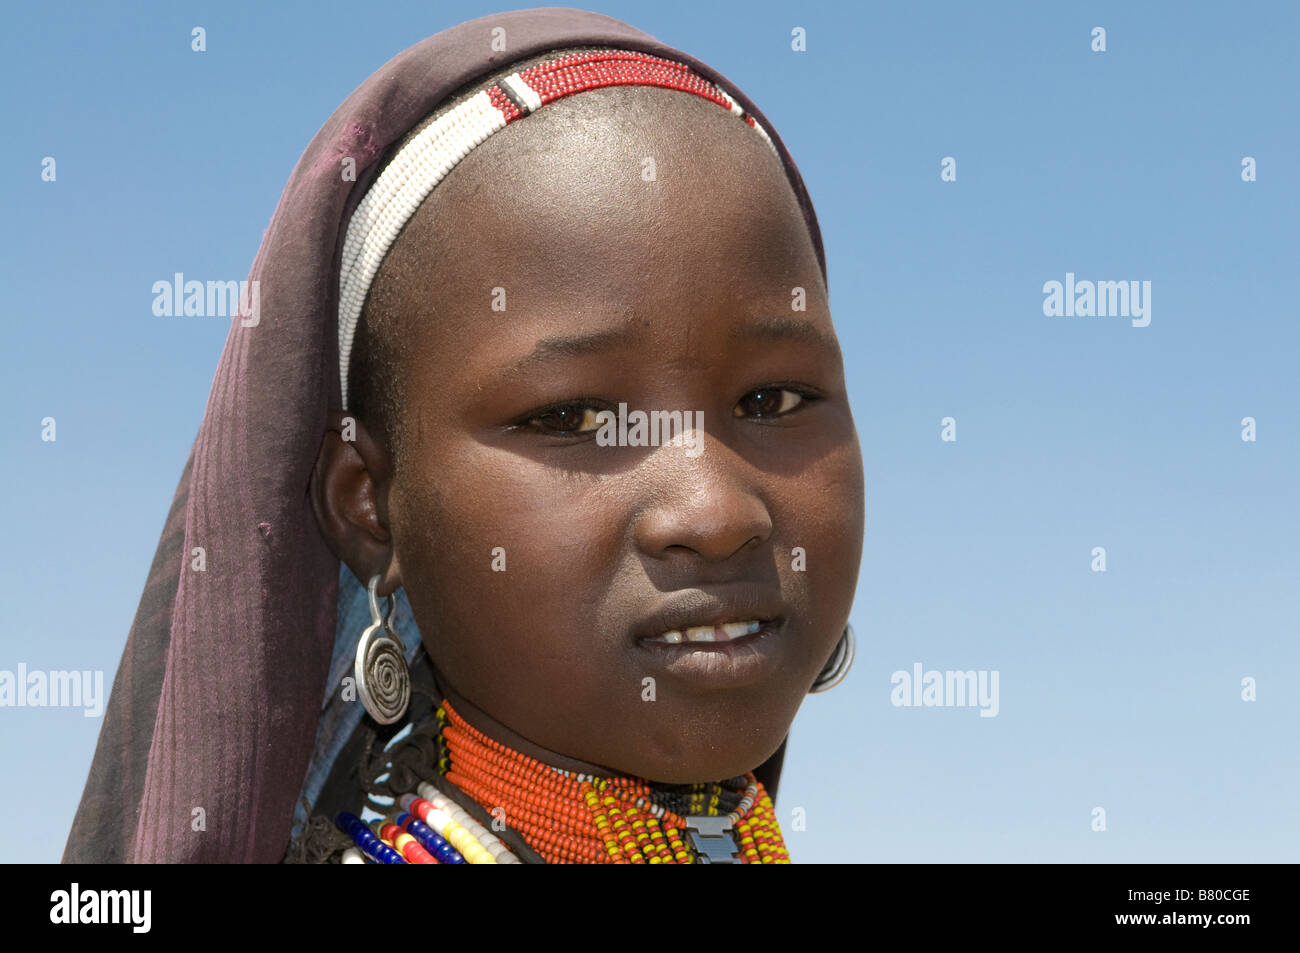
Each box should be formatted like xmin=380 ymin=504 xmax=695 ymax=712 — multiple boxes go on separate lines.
xmin=773 ymin=433 xmax=866 ymax=623
xmin=390 ymin=451 xmax=623 ymax=688
xmin=764 ymin=448 xmax=863 ymax=698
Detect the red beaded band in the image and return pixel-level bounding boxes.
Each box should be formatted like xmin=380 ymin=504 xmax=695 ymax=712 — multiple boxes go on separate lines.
xmin=498 ymin=49 xmax=740 ymax=118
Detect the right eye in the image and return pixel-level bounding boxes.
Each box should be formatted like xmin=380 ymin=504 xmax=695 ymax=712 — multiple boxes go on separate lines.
xmin=524 ymin=402 xmax=608 ymax=436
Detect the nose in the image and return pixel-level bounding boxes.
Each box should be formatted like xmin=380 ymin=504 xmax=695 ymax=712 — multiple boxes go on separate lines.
xmin=631 ymin=444 xmax=773 ymax=564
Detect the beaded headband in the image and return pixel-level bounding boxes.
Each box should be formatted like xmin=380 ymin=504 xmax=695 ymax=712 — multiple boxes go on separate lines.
xmin=336 ymin=48 xmax=780 ymax=409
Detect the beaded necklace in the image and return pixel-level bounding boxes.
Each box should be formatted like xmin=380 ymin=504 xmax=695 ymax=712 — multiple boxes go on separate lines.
xmin=429 ymin=700 xmax=790 ymax=864
xmin=332 ymin=698 xmax=791 ymax=863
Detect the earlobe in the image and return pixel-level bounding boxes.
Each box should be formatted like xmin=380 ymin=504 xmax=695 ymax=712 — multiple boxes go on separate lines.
xmin=383 ymin=547 xmax=404 ymax=595
xmin=309 ymin=410 xmax=397 ymax=584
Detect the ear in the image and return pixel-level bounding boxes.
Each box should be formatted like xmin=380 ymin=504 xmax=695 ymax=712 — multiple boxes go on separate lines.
xmin=309 ymin=409 xmax=404 ymax=595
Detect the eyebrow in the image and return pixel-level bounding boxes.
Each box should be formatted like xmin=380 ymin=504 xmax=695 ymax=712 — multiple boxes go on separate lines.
xmin=509 ymin=314 xmax=841 ymax=375
xmin=735 ymin=315 xmax=842 ymax=359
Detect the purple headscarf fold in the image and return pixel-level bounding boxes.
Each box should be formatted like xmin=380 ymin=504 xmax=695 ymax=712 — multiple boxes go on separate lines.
xmin=64 ymin=5 xmax=827 ymax=863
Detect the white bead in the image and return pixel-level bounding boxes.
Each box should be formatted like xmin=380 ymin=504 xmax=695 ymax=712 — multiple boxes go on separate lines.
xmin=423 ymin=812 xmax=448 ymax=837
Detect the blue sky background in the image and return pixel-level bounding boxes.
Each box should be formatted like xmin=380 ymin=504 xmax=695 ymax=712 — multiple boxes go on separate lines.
xmin=2 ymin=1 xmax=1296 ymax=863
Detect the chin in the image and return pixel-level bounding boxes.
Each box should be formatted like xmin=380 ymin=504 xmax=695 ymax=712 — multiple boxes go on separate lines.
xmin=622 ymin=725 xmax=788 ymax=785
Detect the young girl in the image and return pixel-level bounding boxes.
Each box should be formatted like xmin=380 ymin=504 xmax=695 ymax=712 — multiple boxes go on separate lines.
xmin=64 ymin=6 xmax=864 ymax=864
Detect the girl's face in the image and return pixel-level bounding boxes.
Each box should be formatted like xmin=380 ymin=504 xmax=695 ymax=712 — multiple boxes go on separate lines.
xmin=320 ymin=91 xmax=864 ymax=783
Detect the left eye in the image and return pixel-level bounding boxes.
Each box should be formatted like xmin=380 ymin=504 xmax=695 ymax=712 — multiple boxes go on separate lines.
xmin=527 ymin=403 xmax=606 ymax=434
xmin=733 ymin=388 xmax=808 ymax=418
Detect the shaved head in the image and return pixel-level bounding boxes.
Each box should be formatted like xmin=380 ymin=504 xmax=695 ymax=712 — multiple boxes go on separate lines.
xmin=347 ymin=47 xmax=802 ymax=467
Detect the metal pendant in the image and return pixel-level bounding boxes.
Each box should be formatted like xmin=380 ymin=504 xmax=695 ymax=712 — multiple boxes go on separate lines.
xmin=682 ymin=816 xmax=740 ymax=864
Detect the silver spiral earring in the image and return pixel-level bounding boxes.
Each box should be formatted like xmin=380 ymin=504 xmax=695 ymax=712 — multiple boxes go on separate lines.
xmin=354 ymin=574 xmax=411 ymax=724
xmin=809 ymin=623 xmax=855 ymax=694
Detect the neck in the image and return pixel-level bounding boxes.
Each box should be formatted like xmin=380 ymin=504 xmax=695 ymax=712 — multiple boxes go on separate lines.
xmin=430 ymin=663 xmax=630 ymax=780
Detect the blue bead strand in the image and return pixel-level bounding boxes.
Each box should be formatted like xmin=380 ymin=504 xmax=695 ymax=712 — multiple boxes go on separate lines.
xmin=396 ymin=811 xmax=467 ymax=864
xmin=335 ymin=812 xmax=406 ymax=864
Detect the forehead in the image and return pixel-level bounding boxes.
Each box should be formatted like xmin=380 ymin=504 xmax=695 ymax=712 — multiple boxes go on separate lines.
xmin=364 ymin=86 xmax=825 ymax=364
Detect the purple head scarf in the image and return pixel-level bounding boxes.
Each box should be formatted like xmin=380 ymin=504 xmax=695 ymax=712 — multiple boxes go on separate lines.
xmin=64 ymin=6 xmax=828 ymax=863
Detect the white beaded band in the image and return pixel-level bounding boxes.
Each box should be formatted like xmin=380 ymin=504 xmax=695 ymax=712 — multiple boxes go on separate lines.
xmin=337 ymin=89 xmax=507 ymax=409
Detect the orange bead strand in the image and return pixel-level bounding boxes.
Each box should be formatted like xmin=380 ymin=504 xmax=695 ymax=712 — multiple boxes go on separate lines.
xmin=435 ymin=700 xmax=790 ymax=864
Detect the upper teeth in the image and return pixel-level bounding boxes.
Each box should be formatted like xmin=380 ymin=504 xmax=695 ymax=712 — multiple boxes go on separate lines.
xmin=650 ymin=621 xmax=761 ymax=644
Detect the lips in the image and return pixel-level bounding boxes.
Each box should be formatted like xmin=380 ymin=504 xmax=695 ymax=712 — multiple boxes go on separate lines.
xmin=645 ymin=621 xmax=762 ymax=644
xmin=632 ymin=588 xmax=784 ymax=647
